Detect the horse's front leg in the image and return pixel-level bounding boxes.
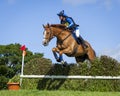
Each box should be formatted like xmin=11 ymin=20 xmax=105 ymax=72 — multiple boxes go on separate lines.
xmin=58 ymin=48 xmax=71 ymax=64
xmin=52 ymin=47 xmax=71 ymax=65
xmin=52 ymin=47 xmax=61 ymax=62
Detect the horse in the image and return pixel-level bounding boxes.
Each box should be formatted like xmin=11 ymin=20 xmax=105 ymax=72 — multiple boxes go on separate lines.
xmin=42 ymin=23 xmax=96 ymax=65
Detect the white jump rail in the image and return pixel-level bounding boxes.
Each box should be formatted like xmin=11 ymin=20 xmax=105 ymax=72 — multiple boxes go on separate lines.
xmin=20 ymin=75 xmax=120 ymax=80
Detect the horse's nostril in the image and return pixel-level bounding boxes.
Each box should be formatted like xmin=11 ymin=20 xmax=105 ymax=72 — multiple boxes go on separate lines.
xmin=42 ymin=41 xmax=48 ymax=46
xmin=44 ymin=41 xmax=46 ymax=44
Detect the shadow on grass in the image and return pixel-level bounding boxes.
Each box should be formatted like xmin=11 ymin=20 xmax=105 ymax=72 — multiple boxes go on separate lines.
xmin=37 ymin=64 xmax=71 ymax=90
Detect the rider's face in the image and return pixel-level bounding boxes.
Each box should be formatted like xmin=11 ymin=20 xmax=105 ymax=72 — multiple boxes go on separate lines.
xmin=59 ymin=16 xmax=64 ymax=20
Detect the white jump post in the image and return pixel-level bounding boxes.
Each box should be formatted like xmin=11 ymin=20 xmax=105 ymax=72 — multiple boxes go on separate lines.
xmin=20 ymin=45 xmax=26 ymax=86
xmin=20 ymin=52 xmax=24 ymax=86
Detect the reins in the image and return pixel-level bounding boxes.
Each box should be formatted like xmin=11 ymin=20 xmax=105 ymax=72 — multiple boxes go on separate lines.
xmin=51 ymin=27 xmax=72 ymax=43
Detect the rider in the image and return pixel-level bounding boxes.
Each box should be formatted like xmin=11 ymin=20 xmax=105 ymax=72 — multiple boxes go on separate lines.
xmin=57 ymin=10 xmax=87 ymax=48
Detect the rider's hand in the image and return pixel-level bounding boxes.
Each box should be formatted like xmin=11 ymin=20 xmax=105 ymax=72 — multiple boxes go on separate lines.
xmin=65 ymin=27 xmax=69 ymax=30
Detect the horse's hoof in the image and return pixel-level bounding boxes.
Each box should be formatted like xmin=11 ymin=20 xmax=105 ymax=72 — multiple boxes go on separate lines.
xmin=63 ymin=64 xmax=67 ymax=67
xmin=62 ymin=61 xmax=68 ymax=67
xmin=56 ymin=59 xmax=61 ymax=62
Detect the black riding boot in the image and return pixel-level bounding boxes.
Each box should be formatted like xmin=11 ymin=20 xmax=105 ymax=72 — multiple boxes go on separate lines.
xmin=77 ymin=35 xmax=88 ymax=48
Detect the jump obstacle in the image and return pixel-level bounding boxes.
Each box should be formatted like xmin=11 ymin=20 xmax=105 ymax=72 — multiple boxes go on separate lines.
xmin=20 ymin=74 xmax=120 ymax=86
xmin=20 ymin=51 xmax=120 ymax=86
xmin=20 ymin=75 xmax=120 ymax=79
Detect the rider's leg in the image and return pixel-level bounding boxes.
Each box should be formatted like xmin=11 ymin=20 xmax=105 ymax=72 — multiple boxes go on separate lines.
xmin=75 ymin=28 xmax=88 ymax=48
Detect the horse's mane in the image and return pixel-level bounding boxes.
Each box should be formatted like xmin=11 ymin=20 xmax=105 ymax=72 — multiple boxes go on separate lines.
xmin=50 ymin=24 xmax=66 ymax=30
xmin=44 ymin=24 xmax=71 ymax=32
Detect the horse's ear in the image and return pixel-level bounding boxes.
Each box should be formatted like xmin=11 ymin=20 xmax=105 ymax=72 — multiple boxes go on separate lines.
xmin=47 ymin=23 xmax=50 ymax=27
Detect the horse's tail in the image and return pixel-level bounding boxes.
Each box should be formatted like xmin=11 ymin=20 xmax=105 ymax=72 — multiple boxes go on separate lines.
xmin=93 ymin=50 xmax=96 ymax=57
xmin=84 ymin=41 xmax=96 ymax=61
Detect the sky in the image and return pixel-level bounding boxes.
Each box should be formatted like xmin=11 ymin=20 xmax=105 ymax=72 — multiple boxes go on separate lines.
xmin=0 ymin=0 xmax=120 ymax=63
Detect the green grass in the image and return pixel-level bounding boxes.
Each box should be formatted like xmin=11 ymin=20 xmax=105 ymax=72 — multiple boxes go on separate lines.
xmin=1 ymin=90 xmax=120 ymax=96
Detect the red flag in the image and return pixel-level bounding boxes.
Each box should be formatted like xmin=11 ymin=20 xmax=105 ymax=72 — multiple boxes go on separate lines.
xmin=20 ymin=45 xmax=26 ymax=51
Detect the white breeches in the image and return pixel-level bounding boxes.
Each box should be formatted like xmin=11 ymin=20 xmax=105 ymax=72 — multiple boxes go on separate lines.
xmin=74 ymin=28 xmax=80 ymax=38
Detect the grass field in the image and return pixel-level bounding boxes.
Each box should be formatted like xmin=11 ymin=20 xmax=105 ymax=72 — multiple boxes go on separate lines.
xmin=0 ymin=90 xmax=120 ymax=96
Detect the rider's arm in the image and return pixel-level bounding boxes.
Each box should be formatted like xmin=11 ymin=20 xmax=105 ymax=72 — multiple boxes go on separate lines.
xmin=66 ymin=18 xmax=74 ymax=28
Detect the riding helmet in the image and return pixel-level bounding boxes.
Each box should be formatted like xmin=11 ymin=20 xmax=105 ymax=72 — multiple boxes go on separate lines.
xmin=57 ymin=10 xmax=67 ymax=17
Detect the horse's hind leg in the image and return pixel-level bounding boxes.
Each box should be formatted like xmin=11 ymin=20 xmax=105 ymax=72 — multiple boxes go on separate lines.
xmin=75 ymin=55 xmax=91 ymax=68
xmin=75 ymin=55 xmax=87 ymax=63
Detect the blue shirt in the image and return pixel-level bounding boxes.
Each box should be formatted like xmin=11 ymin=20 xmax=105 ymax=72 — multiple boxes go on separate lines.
xmin=61 ymin=17 xmax=79 ymax=30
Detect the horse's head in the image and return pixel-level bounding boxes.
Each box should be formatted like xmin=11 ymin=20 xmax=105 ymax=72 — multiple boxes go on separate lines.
xmin=42 ymin=23 xmax=69 ymax=46
xmin=42 ymin=23 xmax=54 ymax=46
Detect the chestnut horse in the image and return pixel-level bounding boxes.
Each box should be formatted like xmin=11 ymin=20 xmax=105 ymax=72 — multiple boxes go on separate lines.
xmin=42 ymin=24 xmax=96 ymax=64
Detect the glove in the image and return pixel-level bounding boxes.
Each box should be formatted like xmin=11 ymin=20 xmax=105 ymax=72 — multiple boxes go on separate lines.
xmin=65 ymin=26 xmax=69 ymax=30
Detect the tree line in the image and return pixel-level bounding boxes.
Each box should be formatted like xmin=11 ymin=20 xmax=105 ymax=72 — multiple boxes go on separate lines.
xmin=0 ymin=43 xmax=120 ymax=91
xmin=0 ymin=43 xmax=43 ymax=89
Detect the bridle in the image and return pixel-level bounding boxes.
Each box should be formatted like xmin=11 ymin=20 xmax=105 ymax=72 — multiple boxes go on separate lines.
xmin=43 ymin=27 xmax=54 ymax=41
xmin=44 ymin=25 xmax=71 ymax=43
